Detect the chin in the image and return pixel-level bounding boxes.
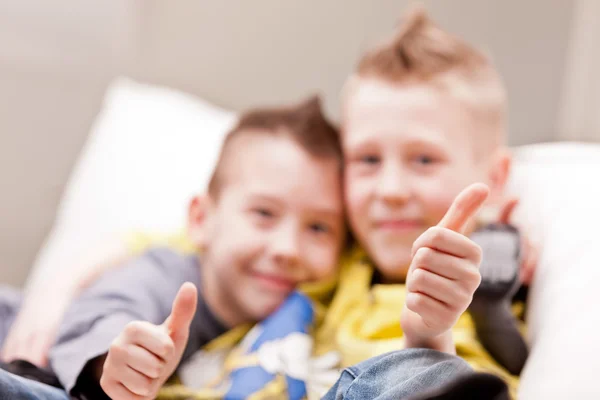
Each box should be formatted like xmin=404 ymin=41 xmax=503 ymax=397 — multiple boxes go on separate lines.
xmin=377 ymin=265 xmax=409 ymax=283
xmin=372 ymin=250 xmax=411 ymax=283
xmin=247 ymin=296 xmax=287 ymax=321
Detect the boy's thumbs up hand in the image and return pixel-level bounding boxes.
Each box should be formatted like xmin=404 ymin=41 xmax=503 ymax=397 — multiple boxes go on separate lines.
xmin=434 ymin=183 xmax=490 ymax=234
xmin=162 ymin=282 xmax=198 ymax=350
xmin=401 ymin=183 xmax=489 ymax=353
xmin=100 ymin=283 xmax=197 ymax=400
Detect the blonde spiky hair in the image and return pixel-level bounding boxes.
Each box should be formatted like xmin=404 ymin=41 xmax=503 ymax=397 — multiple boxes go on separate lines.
xmin=355 ymin=5 xmax=508 ymax=148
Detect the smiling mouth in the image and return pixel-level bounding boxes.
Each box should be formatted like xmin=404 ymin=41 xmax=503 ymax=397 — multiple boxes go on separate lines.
xmin=251 ymin=271 xmax=297 ymax=293
xmin=375 ymin=220 xmax=423 ymax=232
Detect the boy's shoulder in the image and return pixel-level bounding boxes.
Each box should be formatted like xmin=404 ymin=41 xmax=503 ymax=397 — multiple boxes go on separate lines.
xmin=129 ymin=246 xmax=201 ymax=283
xmin=82 ymin=247 xmax=202 ymax=300
xmin=141 ymin=246 xmax=198 ymax=267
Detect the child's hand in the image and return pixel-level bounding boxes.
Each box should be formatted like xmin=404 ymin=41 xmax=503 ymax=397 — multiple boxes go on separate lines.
xmin=401 ymin=183 xmax=489 ymax=353
xmin=497 ymin=197 xmax=538 ymax=285
xmin=2 ymin=238 xmax=130 ymax=367
xmin=100 ymin=283 xmax=197 ymax=400
xmin=1 ymin=289 xmax=71 ymax=367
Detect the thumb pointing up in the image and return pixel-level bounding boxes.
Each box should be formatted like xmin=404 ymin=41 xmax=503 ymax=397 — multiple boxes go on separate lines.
xmin=162 ymin=282 xmax=198 ymax=350
xmin=436 ymin=183 xmax=490 ymax=234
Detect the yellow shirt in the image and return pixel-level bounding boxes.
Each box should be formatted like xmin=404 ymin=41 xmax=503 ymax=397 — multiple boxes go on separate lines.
xmin=314 ymin=247 xmax=520 ymax=395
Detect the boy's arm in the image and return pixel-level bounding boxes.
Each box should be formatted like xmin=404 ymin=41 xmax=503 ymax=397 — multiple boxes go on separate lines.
xmin=99 ymin=284 xmax=197 ymax=400
xmin=1 ymin=237 xmax=130 ymax=367
xmin=468 ymin=224 xmax=528 ymax=375
xmin=48 ymin=248 xmax=195 ymax=395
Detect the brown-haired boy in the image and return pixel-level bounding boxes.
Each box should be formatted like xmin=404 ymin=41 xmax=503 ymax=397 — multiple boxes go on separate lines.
xmin=0 ymin=97 xmax=348 ymax=399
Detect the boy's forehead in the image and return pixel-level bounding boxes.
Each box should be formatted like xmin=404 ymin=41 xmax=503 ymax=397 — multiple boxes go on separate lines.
xmin=341 ymin=77 xmax=482 ymax=147
xmin=220 ymin=132 xmax=342 ymax=201
xmin=223 ymin=130 xmax=308 ymax=173
xmin=344 ymin=77 xmax=442 ymax=118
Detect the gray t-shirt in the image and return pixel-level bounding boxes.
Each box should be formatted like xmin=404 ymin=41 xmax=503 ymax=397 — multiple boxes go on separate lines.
xmin=48 ymin=248 xmax=228 ymax=394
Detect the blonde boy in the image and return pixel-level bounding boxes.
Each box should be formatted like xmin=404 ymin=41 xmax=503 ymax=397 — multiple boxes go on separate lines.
xmin=320 ymin=6 xmax=528 ymax=391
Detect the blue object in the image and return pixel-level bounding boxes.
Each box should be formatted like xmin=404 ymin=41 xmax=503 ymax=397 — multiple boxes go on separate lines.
xmin=224 ymin=291 xmax=314 ymax=400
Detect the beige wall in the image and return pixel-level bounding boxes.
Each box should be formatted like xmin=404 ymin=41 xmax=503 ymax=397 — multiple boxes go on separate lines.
xmin=0 ymin=0 xmax=576 ymax=286
xmin=130 ymin=0 xmax=575 ymax=145
xmin=558 ymin=0 xmax=600 ymax=142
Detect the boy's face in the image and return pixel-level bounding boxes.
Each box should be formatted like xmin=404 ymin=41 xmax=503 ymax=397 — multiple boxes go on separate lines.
xmin=342 ymin=78 xmax=507 ymax=282
xmin=190 ymin=132 xmax=344 ymax=325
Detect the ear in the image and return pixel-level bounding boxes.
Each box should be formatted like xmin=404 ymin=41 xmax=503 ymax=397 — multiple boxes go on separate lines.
xmin=487 ymin=147 xmax=512 ymax=205
xmin=187 ymin=194 xmax=214 ymax=249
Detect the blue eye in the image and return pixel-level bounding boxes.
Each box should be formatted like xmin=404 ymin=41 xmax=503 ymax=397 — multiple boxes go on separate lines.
xmin=415 ymin=155 xmax=436 ymax=165
xmin=360 ymin=155 xmax=380 ymax=165
xmin=310 ymin=223 xmax=330 ymax=234
xmin=254 ymin=208 xmax=273 ymax=218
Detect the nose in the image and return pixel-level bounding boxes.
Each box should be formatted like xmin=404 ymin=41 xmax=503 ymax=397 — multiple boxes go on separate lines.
xmin=375 ymin=162 xmax=411 ymax=204
xmin=271 ymin=220 xmax=301 ymax=269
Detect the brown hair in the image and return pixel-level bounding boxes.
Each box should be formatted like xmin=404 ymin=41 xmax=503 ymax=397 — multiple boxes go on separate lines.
xmin=354 ymin=5 xmax=507 ymax=146
xmin=208 ymin=95 xmax=341 ymax=197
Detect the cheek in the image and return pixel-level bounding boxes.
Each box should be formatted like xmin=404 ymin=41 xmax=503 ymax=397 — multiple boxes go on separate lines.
xmin=315 ymin=248 xmax=340 ymax=279
xmin=300 ymin=239 xmax=341 ymax=281
xmin=417 ymin=180 xmax=467 ymax=225
xmin=212 ymin=213 xmax=264 ymax=272
xmin=426 ymin=195 xmax=454 ymax=225
xmin=344 ymin=174 xmax=372 ymax=227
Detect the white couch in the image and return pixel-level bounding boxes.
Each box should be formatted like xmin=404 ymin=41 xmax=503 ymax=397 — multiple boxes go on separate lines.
xmin=26 ymin=78 xmax=600 ymax=399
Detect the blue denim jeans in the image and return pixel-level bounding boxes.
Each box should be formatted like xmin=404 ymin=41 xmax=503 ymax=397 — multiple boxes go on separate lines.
xmin=0 ymin=368 xmax=70 ymax=400
xmin=321 ymin=348 xmax=472 ymax=400
xmin=0 ymin=348 xmax=470 ymax=400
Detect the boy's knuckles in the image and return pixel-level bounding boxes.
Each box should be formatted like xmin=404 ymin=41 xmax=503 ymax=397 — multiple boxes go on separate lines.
xmin=133 ymin=383 xmax=160 ymax=400
xmin=463 ymin=267 xmax=481 ymax=288
xmin=151 ymin=380 xmax=164 ymax=395
xmin=124 ymin=321 xmax=148 ymax=340
xmin=109 ymin=341 xmax=127 ymax=359
xmin=411 ymin=241 xmax=419 ymax=256
xmin=143 ymin=373 xmax=155 ymax=388
xmin=463 ymin=293 xmax=475 ymax=309
xmin=406 ymin=292 xmax=427 ymax=313
xmin=135 ymin=379 xmax=154 ymax=397
xmin=157 ymin=340 xmax=175 ymax=359
xmin=147 ymin=364 xmax=162 ymax=379
xmin=409 ymin=268 xmax=428 ymax=290
xmin=157 ymin=357 xmax=168 ymax=370
xmin=447 ymin=297 xmax=466 ymax=314
xmin=414 ymin=247 xmax=434 ymax=266
xmin=99 ymin=374 xmax=108 ymax=388
xmin=470 ymin=243 xmax=483 ymax=263
xmin=453 ymin=286 xmax=473 ymax=306
xmin=405 ymin=293 xmax=418 ymax=312
xmin=100 ymin=375 xmax=115 ymax=395
xmin=426 ymin=227 xmax=445 ymax=244
xmin=443 ymin=314 xmax=458 ymax=329
xmin=166 ymin=340 xmax=176 ymax=356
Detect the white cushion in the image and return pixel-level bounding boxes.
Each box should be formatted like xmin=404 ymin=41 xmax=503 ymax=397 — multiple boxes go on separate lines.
xmin=509 ymin=142 xmax=600 ymax=399
xmin=30 ymin=77 xmax=236 ymax=282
